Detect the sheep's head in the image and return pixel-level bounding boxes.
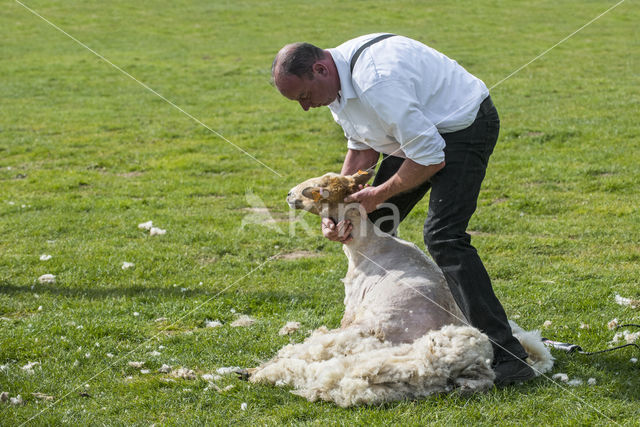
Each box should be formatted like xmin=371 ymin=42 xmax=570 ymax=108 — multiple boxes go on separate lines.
xmin=286 ymin=171 xmax=371 ymax=216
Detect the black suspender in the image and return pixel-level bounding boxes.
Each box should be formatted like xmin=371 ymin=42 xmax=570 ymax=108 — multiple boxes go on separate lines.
xmin=349 ymin=34 xmax=396 ymax=74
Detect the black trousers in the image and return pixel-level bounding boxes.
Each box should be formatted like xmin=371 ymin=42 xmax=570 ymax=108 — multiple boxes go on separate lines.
xmin=367 ymin=96 xmax=528 ymax=362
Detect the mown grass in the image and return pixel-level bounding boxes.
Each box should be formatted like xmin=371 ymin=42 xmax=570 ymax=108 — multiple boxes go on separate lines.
xmin=1 ymin=0 xmax=639 ymax=425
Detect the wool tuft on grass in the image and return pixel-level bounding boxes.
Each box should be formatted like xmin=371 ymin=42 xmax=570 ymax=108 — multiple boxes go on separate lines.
xmin=231 ymin=315 xmax=255 ymax=327
xmin=32 ymin=392 xmax=54 ymax=401
xmin=615 ymin=294 xmax=639 ymax=309
xmin=21 ymin=361 xmax=40 ymax=374
xmin=278 ymin=321 xmax=301 ymax=335
xmin=150 ymin=227 xmax=166 ymax=236
xmin=611 ymin=330 xmax=640 ymax=344
xmin=201 ymin=373 xmax=221 ymax=381
xmin=216 ymin=366 xmax=242 ymax=375
xmin=138 ymin=220 xmax=153 ymax=230
xmin=38 ymin=274 xmax=56 ymax=284
xmin=552 ymin=373 xmax=569 ymax=382
xmin=171 ymin=368 xmax=197 ymax=380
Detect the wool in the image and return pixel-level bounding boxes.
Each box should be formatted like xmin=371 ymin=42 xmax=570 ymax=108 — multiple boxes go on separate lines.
xmin=251 ymin=324 xmax=494 ymax=407
xmin=251 ymin=172 xmax=553 ymax=406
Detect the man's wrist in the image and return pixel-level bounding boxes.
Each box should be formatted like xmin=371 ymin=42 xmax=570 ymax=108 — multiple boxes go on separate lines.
xmin=374 ymin=182 xmax=394 ymax=202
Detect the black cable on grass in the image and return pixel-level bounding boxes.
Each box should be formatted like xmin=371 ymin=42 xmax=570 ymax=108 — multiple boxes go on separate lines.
xmin=617 ymin=324 xmax=640 ymax=329
xmin=542 ymin=324 xmax=640 ymax=358
xmin=577 ymin=343 xmax=640 ymax=356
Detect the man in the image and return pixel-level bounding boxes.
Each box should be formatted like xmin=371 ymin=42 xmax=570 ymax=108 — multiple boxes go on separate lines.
xmin=271 ymin=33 xmax=535 ymax=386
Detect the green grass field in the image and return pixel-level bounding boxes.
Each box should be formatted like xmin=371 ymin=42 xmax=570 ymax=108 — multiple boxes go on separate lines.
xmin=1 ymin=0 xmax=639 ymax=424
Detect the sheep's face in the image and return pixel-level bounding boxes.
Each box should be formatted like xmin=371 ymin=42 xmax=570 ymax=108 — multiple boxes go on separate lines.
xmin=287 ymin=171 xmax=371 ymax=216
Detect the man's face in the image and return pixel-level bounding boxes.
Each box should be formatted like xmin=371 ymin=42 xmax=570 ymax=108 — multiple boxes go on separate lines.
xmin=275 ymin=65 xmax=339 ymax=111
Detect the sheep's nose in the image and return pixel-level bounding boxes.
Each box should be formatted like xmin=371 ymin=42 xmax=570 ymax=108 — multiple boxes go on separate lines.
xmin=287 ymin=191 xmax=293 ymax=198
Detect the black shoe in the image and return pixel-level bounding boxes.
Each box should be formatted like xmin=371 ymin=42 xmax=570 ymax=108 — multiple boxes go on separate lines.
xmin=493 ymin=358 xmax=536 ymax=387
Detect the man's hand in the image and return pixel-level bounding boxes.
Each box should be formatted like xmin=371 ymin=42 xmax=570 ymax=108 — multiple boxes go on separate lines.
xmin=344 ymin=185 xmax=387 ymax=214
xmin=321 ymin=217 xmax=353 ymax=244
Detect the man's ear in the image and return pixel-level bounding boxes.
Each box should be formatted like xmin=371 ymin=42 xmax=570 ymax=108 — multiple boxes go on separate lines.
xmin=313 ymin=62 xmax=328 ymax=76
xmin=302 ymin=186 xmax=329 ymax=202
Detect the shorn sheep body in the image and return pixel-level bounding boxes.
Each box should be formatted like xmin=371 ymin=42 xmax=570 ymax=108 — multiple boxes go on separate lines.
xmin=250 ymin=172 xmax=552 ymax=407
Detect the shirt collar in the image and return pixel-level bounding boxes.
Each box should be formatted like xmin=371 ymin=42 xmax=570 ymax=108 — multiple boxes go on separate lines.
xmin=327 ymin=48 xmax=357 ymax=114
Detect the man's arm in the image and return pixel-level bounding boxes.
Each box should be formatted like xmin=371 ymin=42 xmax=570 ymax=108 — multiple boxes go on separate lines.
xmin=340 ymin=148 xmax=380 ymax=176
xmin=345 ymin=159 xmax=444 ymax=213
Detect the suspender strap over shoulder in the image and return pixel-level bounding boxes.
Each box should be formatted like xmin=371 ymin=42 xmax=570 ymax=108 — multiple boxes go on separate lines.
xmin=350 ymin=34 xmax=396 ymax=74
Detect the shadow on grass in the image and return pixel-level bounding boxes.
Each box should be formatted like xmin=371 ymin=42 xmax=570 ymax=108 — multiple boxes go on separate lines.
xmin=0 ymin=279 xmax=332 ymax=308
xmin=0 ymin=280 xmax=215 ymax=300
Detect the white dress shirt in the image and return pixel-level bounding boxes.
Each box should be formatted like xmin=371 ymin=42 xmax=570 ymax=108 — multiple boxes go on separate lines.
xmin=327 ymin=34 xmax=489 ymax=166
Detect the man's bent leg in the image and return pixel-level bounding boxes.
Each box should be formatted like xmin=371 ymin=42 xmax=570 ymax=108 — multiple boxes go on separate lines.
xmin=424 ymin=98 xmax=531 ymax=374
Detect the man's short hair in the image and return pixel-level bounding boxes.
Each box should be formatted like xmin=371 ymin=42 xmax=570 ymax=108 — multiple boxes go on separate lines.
xmin=273 ymin=42 xmax=325 ymax=81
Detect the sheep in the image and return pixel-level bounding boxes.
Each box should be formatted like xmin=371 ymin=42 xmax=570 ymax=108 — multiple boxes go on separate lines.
xmin=250 ymin=171 xmax=552 ymax=407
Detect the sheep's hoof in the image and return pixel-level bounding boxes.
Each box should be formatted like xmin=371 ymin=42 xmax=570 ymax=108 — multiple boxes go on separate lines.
xmin=235 ymin=369 xmax=250 ymax=381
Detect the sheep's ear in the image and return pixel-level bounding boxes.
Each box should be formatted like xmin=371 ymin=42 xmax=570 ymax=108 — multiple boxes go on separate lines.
xmin=352 ymin=170 xmax=372 ymax=187
xmin=302 ymin=186 xmax=329 ymax=202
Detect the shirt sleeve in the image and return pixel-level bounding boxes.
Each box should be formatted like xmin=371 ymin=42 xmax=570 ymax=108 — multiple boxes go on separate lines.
xmin=347 ymin=138 xmax=372 ymax=151
xmin=360 ymin=80 xmax=446 ymax=166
